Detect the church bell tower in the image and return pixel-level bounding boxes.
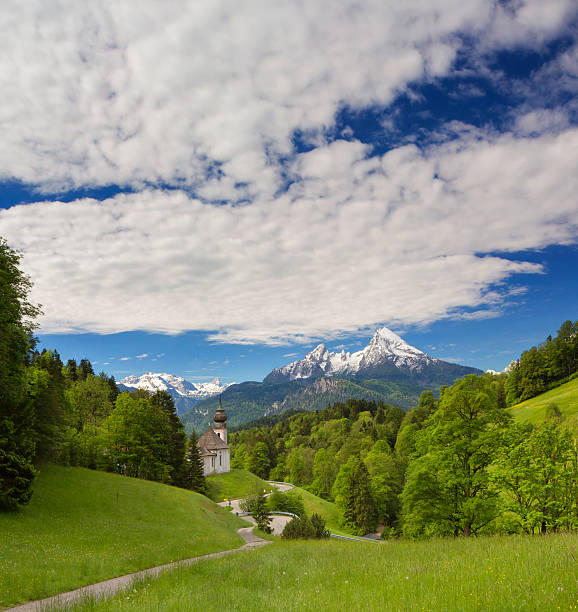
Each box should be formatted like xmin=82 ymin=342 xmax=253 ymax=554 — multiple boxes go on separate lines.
xmin=213 ymin=396 xmax=228 ymax=444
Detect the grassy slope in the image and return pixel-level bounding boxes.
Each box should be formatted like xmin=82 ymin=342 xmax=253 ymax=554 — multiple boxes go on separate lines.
xmin=0 ymin=465 xmax=247 ymax=608
xmin=291 ymin=486 xmax=343 ymax=532
xmin=205 ymin=469 xmax=274 ymax=502
xmin=509 ymin=377 xmax=578 ymax=428
xmin=70 ymin=533 xmax=578 ymax=611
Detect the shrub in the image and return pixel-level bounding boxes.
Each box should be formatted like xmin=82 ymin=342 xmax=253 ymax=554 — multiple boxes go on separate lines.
xmin=281 ymin=513 xmax=329 ymax=539
xmin=311 ymin=513 xmax=330 ymax=538
xmin=268 ymin=490 xmax=305 ymax=517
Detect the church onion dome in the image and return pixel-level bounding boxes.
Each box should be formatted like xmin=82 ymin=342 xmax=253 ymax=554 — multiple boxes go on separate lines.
xmin=214 ymin=409 xmax=227 ymax=423
xmin=214 ymin=396 xmax=227 ymax=423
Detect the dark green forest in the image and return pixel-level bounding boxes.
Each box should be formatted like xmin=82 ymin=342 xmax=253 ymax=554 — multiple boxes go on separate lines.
xmin=1 ymin=236 xmax=577 ymax=538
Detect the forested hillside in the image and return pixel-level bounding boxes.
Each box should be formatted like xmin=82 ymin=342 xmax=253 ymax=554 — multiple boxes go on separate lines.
xmin=232 ymin=368 xmax=577 ymax=536
xmin=504 ymin=320 xmax=578 ymax=404
xmin=180 ymin=376 xmax=429 ymax=433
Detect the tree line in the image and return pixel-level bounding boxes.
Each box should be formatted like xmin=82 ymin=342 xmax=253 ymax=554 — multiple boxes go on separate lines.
xmin=0 ymin=238 xmax=207 ymax=509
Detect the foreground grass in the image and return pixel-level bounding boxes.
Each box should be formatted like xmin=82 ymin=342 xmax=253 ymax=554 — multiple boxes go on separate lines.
xmin=205 ymin=469 xmax=274 ymax=502
xmin=70 ymin=532 xmax=577 ymax=611
xmin=0 ymin=465 xmax=246 ymax=608
xmin=510 ymin=377 xmax=578 ymax=429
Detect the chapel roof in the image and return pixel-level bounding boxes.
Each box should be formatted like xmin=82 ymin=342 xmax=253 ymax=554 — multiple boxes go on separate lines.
xmin=197 ymin=427 xmax=229 ymax=451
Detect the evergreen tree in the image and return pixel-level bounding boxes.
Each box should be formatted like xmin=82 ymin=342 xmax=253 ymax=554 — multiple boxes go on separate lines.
xmin=0 ymin=238 xmax=41 ymax=509
xmin=64 ymin=359 xmax=78 ymax=383
xmin=343 ymin=459 xmax=377 ymax=535
xmin=249 ymin=489 xmax=272 ymax=533
xmin=186 ymin=430 xmax=207 ymax=495
xmin=77 ymin=358 xmax=94 ymax=381
xmin=31 ymin=349 xmax=66 ymax=462
xmin=150 ymin=391 xmax=187 ymax=487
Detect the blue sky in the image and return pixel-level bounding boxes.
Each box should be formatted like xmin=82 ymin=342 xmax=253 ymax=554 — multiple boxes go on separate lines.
xmin=0 ymin=1 xmax=577 ymax=385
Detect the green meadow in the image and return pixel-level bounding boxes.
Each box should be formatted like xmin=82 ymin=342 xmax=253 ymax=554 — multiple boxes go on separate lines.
xmin=510 ymin=377 xmax=578 ymax=428
xmin=205 ymin=468 xmax=274 ymax=502
xmin=69 ymin=533 xmax=578 ymax=611
xmin=0 ymin=465 xmax=247 ymax=608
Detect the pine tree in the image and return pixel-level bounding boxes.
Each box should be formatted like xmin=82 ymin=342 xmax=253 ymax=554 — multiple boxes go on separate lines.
xmin=186 ymin=430 xmax=207 ymax=495
xmin=343 ymin=459 xmax=377 ymax=535
xmin=77 ymin=358 xmax=94 ymax=381
xmin=250 ymin=490 xmax=272 ymax=533
xmin=150 ymin=391 xmax=187 ymax=487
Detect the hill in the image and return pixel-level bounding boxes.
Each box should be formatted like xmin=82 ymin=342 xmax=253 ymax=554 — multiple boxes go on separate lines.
xmin=0 ymin=464 xmax=246 ymax=608
xmin=182 ymin=376 xmax=438 ymax=433
xmin=509 ymin=376 xmax=578 ymax=429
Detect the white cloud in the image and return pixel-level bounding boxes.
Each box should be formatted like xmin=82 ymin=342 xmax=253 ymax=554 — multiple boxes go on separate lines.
xmin=0 ymin=0 xmax=575 ymax=196
xmin=0 ymin=1 xmax=576 ymax=345
xmin=136 ymin=353 xmax=148 ymax=359
xmin=119 ymin=357 xmax=131 ymax=361
xmin=1 ymin=128 xmax=576 ymax=344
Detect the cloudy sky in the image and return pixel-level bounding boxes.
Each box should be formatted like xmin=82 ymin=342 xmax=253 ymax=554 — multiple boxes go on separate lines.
xmin=1 ymin=0 xmax=577 ymax=383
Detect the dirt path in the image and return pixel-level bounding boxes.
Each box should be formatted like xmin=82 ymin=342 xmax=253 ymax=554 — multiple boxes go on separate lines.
xmin=6 ymin=527 xmax=269 ymax=612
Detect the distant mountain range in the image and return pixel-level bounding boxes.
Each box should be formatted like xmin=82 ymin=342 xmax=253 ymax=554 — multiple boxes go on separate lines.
xmin=117 ymin=373 xmax=232 ymax=415
xmin=178 ymin=327 xmax=482 ymax=432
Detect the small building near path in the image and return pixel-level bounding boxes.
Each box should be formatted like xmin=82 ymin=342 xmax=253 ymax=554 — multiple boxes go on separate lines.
xmin=197 ymin=399 xmax=230 ymax=476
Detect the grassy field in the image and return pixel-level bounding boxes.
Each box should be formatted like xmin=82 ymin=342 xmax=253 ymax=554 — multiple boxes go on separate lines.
xmin=510 ymin=377 xmax=578 ymax=428
xmin=205 ymin=469 xmax=274 ymax=502
xmin=69 ymin=532 xmax=578 ymax=611
xmin=0 ymin=465 xmax=247 ymax=608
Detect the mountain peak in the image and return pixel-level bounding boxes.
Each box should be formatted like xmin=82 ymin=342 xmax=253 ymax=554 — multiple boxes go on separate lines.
xmin=307 ymin=344 xmax=328 ymax=360
xmin=264 ymin=326 xmax=437 ymax=383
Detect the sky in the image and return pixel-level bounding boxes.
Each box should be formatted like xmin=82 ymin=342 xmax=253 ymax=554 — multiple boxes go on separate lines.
xmin=0 ymin=1 xmax=577 ymax=385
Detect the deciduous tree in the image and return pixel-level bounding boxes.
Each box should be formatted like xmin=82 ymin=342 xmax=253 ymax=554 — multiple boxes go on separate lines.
xmin=0 ymin=239 xmax=40 ymax=509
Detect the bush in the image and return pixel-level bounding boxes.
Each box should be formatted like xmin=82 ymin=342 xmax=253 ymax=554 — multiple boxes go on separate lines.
xmin=281 ymin=512 xmax=329 ymax=539
xmin=311 ymin=513 xmax=330 ymax=538
xmin=268 ymin=490 xmax=305 ymax=517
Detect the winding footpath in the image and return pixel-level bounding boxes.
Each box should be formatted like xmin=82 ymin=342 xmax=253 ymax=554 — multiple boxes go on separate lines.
xmin=6 ymin=526 xmax=269 ymax=612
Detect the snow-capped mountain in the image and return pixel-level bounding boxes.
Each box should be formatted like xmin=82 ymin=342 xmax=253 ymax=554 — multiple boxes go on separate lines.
xmin=118 ymin=373 xmax=233 ymax=414
xmin=264 ymin=327 xmax=475 ymax=384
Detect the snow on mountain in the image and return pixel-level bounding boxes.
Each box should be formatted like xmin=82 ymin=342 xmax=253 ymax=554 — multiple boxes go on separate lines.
xmin=118 ymin=372 xmax=232 ymax=401
xmin=265 ymin=327 xmax=437 ymax=383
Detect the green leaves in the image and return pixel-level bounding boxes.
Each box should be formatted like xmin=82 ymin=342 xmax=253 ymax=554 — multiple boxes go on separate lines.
xmin=402 ymin=375 xmax=510 ymax=537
